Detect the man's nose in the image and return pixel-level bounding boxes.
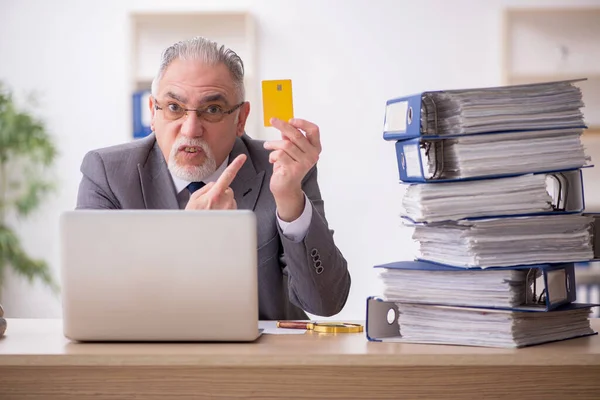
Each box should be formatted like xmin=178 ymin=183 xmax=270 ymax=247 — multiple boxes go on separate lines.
xmin=180 ymin=112 xmax=204 ymax=137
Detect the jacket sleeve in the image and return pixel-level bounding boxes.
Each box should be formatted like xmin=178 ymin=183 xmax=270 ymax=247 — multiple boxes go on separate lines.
xmin=277 ymin=165 xmax=351 ymax=317
xmin=76 ymin=151 xmax=121 ymax=210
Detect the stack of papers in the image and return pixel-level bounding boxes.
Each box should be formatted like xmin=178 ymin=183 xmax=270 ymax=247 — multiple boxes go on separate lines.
xmin=422 ymin=80 xmax=584 ymax=135
xmin=420 ymin=127 xmax=588 ymax=180
xmin=370 ymin=79 xmax=598 ymax=349
xmin=395 ymin=303 xmax=595 ymax=348
xmin=402 ymin=173 xmax=557 ymax=223
xmin=379 ymin=267 xmax=531 ymax=309
xmin=411 ymin=214 xmax=594 ymax=268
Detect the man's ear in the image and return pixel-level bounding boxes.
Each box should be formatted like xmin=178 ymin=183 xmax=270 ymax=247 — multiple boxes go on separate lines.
xmin=149 ymin=95 xmax=156 ymax=131
xmin=236 ymin=102 xmax=250 ymax=137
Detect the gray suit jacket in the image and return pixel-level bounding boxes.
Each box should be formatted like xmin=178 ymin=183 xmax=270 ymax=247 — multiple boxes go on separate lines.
xmin=76 ymin=133 xmax=351 ymax=320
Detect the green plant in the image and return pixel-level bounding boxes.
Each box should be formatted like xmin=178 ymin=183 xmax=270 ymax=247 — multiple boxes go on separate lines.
xmin=0 ymin=82 xmax=59 ymax=295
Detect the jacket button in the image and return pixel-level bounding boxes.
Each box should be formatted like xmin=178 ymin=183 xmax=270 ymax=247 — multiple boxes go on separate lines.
xmin=310 ymin=248 xmax=318 ymax=257
xmin=315 ymin=265 xmax=324 ymax=274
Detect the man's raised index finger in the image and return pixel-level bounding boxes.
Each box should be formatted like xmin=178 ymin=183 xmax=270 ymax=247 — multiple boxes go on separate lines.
xmin=211 ymin=154 xmax=247 ymax=193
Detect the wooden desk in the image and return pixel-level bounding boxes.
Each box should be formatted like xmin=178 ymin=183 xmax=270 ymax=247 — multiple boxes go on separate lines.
xmin=1 ymin=319 xmax=599 ymax=399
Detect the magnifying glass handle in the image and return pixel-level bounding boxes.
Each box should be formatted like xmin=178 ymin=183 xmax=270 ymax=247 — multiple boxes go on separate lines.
xmin=276 ymin=321 xmax=311 ymax=330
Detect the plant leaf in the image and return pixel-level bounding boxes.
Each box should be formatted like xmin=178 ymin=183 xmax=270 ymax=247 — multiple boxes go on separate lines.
xmin=0 ymin=82 xmax=59 ymax=295
xmin=0 ymin=83 xmax=58 ymax=165
xmin=14 ymin=178 xmax=55 ymax=218
xmin=0 ymin=225 xmax=60 ymax=295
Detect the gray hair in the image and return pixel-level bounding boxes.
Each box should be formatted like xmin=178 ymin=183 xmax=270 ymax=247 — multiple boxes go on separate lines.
xmin=150 ymin=36 xmax=245 ymax=102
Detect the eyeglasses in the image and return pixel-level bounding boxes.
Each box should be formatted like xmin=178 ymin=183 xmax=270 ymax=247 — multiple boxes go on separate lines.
xmin=154 ymin=100 xmax=245 ymax=123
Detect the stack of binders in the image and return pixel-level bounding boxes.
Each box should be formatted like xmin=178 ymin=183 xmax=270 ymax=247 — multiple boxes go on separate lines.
xmin=366 ymin=79 xmax=600 ymax=348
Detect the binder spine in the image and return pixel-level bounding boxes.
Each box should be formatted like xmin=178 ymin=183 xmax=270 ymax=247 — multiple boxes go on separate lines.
xmin=383 ymin=94 xmax=425 ymax=140
xmin=396 ymin=139 xmax=427 ymax=182
xmin=365 ymin=297 xmax=400 ymax=342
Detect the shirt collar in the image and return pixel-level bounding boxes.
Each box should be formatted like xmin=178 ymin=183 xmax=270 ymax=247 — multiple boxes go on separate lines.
xmin=170 ymin=156 xmax=230 ymax=194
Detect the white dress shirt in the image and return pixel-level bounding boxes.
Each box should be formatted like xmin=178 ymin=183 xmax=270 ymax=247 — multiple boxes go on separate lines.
xmin=170 ymin=157 xmax=312 ymax=242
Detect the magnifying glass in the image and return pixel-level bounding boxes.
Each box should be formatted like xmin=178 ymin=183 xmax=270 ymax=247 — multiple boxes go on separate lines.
xmin=276 ymin=321 xmax=364 ymax=333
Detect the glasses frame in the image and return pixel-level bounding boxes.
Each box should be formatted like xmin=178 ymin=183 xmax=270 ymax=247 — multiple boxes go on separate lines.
xmin=154 ymin=99 xmax=245 ymax=122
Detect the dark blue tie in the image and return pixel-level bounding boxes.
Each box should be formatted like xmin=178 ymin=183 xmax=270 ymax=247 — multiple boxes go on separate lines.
xmin=187 ymin=181 xmax=206 ymax=194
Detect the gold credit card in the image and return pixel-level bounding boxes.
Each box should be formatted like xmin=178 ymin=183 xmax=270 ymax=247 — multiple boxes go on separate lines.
xmin=262 ymin=79 xmax=294 ymax=126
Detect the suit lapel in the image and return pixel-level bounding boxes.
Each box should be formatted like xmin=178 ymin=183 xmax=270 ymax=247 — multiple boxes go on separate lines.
xmin=137 ymin=135 xmax=180 ymax=210
xmin=229 ymin=137 xmax=265 ymax=211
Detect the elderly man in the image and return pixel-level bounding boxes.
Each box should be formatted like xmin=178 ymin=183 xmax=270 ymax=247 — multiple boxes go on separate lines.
xmin=76 ymin=37 xmax=350 ymax=320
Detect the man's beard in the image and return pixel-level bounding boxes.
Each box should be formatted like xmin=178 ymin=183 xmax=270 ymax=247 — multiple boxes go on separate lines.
xmin=168 ymin=137 xmax=217 ymax=182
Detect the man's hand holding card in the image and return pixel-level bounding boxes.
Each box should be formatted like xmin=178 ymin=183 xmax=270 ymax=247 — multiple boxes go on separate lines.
xmin=262 ymin=80 xmax=322 ymax=222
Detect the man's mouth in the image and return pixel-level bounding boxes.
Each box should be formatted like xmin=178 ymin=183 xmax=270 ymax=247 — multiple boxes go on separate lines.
xmin=179 ymin=146 xmax=202 ymax=153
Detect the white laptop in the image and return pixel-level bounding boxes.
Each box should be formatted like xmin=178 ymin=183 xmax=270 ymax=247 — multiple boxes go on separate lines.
xmin=59 ymin=210 xmax=261 ymax=342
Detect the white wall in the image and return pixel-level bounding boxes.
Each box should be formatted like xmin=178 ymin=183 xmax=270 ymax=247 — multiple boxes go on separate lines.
xmin=1 ymin=0 xmax=599 ymax=320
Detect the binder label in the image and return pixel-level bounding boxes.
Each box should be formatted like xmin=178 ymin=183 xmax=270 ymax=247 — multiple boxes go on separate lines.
xmin=403 ymin=143 xmax=420 ymax=178
xmin=384 ymin=101 xmax=408 ymax=133
xmin=547 ymin=269 xmax=568 ymax=304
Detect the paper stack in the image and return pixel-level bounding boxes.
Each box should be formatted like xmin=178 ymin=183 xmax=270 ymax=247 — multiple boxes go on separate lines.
xmin=399 ymin=127 xmax=589 ymax=181
xmin=413 ymin=214 xmax=594 ymax=268
xmin=402 ymin=171 xmax=575 ymax=223
xmin=378 ymin=262 xmax=535 ymax=309
xmin=394 ymin=302 xmax=593 ymax=348
xmin=385 ymin=80 xmax=591 ymax=182
xmin=367 ymin=79 xmax=598 ymax=348
xmin=385 ymin=79 xmax=585 ymax=136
